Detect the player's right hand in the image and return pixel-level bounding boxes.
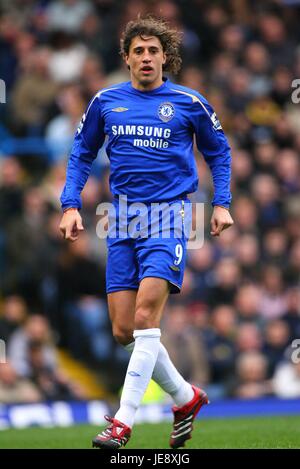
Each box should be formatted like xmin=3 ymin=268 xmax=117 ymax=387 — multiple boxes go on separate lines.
xmin=59 ymin=208 xmax=84 ymax=242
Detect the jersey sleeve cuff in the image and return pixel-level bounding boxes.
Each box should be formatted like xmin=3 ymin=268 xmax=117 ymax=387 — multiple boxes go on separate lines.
xmin=61 ymin=203 xmax=81 ymax=212
xmin=212 ymin=202 xmax=231 ymax=210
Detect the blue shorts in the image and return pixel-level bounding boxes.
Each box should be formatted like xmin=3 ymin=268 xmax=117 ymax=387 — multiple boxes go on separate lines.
xmin=106 ymin=197 xmax=191 ymax=294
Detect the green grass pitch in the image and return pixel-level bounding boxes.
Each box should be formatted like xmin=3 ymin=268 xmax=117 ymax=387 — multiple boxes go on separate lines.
xmin=0 ymin=416 xmax=299 ymax=449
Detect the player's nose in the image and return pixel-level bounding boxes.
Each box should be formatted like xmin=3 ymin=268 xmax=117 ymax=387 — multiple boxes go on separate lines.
xmin=142 ymin=52 xmax=151 ymax=62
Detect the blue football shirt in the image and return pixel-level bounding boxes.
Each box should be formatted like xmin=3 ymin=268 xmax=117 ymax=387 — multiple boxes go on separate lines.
xmin=60 ymin=78 xmax=231 ymax=209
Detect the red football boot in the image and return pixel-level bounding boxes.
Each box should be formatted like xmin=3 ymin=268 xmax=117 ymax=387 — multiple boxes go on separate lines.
xmin=170 ymin=385 xmax=209 ymax=449
xmin=92 ymin=415 xmax=131 ymax=449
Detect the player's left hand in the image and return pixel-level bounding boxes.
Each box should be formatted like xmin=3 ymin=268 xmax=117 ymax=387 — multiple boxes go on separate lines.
xmin=210 ymin=206 xmax=234 ymax=237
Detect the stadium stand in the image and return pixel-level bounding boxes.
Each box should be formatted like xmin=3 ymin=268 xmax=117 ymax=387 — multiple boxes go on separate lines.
xmin=0 ymin=0 xmax=300 ymax=405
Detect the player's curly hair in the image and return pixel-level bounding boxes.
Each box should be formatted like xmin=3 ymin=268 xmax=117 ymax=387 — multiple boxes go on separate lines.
xmin=120 ymin=15 xmax=183 ymax=75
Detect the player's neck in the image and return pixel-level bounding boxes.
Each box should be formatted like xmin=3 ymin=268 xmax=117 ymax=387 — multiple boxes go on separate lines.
xmin=130 ymin=77 xmax=164 ymax=92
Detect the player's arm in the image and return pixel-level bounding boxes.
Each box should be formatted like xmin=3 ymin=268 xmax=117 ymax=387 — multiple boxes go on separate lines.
xmin=59 ymin=94 xmax=105 ymax=241
xmin=191 ymin=97 xmax=233 ymax=236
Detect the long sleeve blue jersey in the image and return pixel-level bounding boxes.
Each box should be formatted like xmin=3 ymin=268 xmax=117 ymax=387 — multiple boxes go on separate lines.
xmin=60 ymin=78 xmax=232 ymax=210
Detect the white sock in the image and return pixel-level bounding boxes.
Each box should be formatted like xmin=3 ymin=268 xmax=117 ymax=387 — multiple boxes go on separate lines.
xmin=124 ymin=341 xmax=194 ymax=407
xmin=115 ymin=328 xmax=161 ymax=428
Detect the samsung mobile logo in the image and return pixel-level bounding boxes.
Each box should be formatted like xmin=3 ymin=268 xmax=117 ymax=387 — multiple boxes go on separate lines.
xmin=111 ymin=125 xmax=171 ymax=138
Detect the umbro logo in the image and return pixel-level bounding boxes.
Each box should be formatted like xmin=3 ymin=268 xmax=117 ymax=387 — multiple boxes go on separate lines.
xmin=170 ymin=265 xmax=180 ymax=272
xmin=112 ymin=107 xmax=129 ymax=112
xmin=128 ymin=371 xmax=141 ymax=377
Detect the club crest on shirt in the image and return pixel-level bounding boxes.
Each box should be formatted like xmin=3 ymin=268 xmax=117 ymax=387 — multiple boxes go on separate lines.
xmin=158 ymin=102 xmax=175 ymax=122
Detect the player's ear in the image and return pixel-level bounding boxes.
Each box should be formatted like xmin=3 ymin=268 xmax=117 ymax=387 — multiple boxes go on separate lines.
xmin=124 ymin=54 xmax=130 ymax=70
xmin=162 ymin=52 xmax=167 ymax=65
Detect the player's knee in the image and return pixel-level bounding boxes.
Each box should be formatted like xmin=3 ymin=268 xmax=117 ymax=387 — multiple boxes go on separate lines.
xmin=112 ymin=325 xmax=133 ymax=346
xmin=134 ymin=307 xmax=156 ymax=330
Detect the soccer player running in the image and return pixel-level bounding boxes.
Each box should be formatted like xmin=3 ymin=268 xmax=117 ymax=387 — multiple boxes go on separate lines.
xmin=59 ymin=16 xmax=233 ymax=449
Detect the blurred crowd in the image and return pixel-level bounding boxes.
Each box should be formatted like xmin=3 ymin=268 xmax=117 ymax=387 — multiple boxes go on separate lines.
xmin=1 ymin=0 xmax=300 ymax=403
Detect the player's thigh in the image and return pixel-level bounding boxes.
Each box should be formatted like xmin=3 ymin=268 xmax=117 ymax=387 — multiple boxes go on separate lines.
xmin=106 ymin=237 xmax=139 ymax=294
xmin=106 ymin=237 xmax=138 ymax=344
xmin=134 ymin=277 xmax=170 ymax=329
xmin=137 ymin=235 xmax=187 ymax=295
xmin=108 ymin=290 xmax=137 ymax=344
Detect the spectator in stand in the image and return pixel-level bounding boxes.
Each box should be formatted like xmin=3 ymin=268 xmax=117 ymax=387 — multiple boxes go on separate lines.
xmin=286 ymin=239 xmax=300 ymax=284
xmin=262 ymin=319 xmax=291 ymax=378
xmin=10 ymin=47 xmax=57 ymax=136
xmin=46 ymin=0 xmax=94 ymax=34
xmin=244 ymin=42 xmax=271 ymax=98
xmin=5 ymin=187 xmax=50 ymax=305
xmin=273 ymin=361 xmax=300 ymax=398
xmin=162 ymin=304 xmax=209 ymax=389
xmin=0 ymin=361 xmax=42 ymax=404
xmin=275 ymin=148 xmax=300 ymax=195
xmin=45 ymin=83 xmax=86 ymax=162
xmin=0 ymin=295 xmax=28 ymax=344
xmin=253 ymin=140 xmax=278 ymax=174
xmin=262 ymin=228 xmax=289 ymax=266
xmin=0 ymin=157 xmax=24 ymax=228
xmin=251 ymin=174 xmax=282 ymax=230
xmin=236 ymin=323 xmax=263 ymax=354
xmin=8 ymin=315 xmax=57 ymax=378
xmin=232 ymin=196 xmax=258 ymax=235
xmin=208 ymin=258 xmax=240 ymax=307
xmin=259 ymin=265 xmax=287 ymax=320
xmin=204 ymin=304 xmax=237 ymax=399
xmin=231 ymin=149 xmax=254 ymax=193
xmin=282 ymin=287 xmax=300 ymax=341
xmin=55 ymin=232 xmax=110 ymax=364
xmin=1 ymin=0 xmax=300 ymax=399
xmin=234 ymin=352 xmax=273 ymax=399
xmin=27 ymin=339 xmax=84 ymax=401
xmin=187 ymin=241 xmax=215 ymax=303
xmin=47 ymin=31 xmax=88 ymax=84
xmin=234 ymin=234 xmax=260 ymax=280
xmin=235 ymin=284 xmax=263 ymax=325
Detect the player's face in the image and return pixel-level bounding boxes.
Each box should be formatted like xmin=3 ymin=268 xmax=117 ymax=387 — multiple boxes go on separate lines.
xmin=126 ymin=36 xmax=166 ymax=91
